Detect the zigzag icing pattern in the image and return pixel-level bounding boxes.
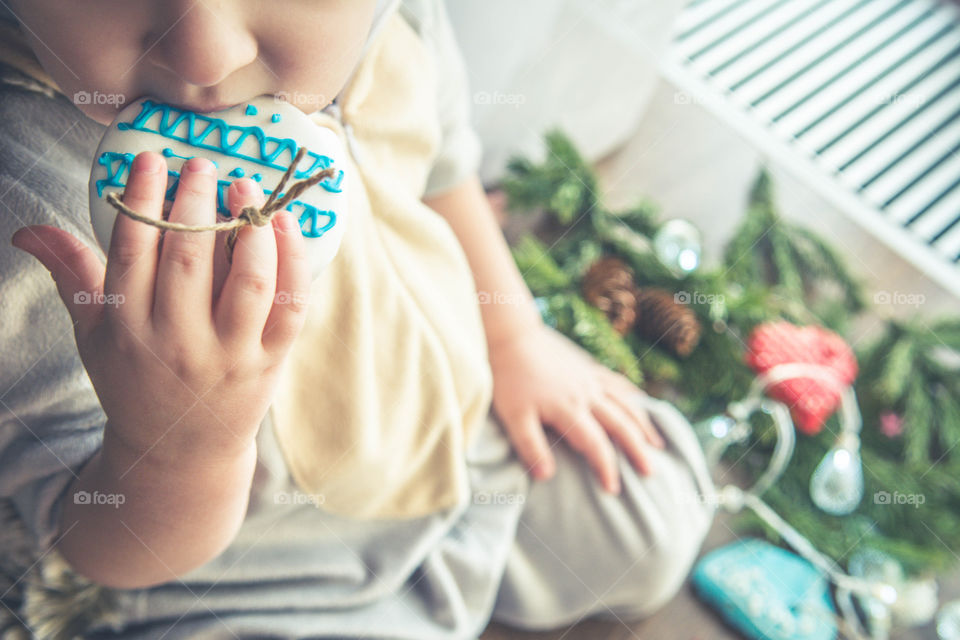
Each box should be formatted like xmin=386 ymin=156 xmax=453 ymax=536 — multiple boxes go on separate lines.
xmin=117 ymin=99 xmax=343 ymax=183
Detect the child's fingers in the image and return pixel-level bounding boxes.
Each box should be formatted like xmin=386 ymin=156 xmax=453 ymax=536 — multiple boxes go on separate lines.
xmin=103 ymin=151 xmax=165 ymax=327
xmin=594 ymin=396 xmax=653 ymax=476
xmin=609 ymin=388 xmax=665 ymax=450
xmin=261 ymin=211 xmax=310 ymax=357
xmin=10 ymin=224 xmax=106 ymax=339
xmin=214 ymin=179 xmax=278 ymax=348
xmin=549 ymin=409 xmax=620 ymax=494
xmin=602 ymin=371 xmax=666 ymax=449
xmin=503 ymin=409 xmax=555 ymax=481
xmin=153 ymin=157 xmax=218 ymax=333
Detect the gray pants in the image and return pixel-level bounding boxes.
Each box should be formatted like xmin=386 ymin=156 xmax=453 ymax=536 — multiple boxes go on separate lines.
xmin=69 ymin=394 xmax=713 ymax=640
xmin=479 ymin=394 xmax=716 ymax=633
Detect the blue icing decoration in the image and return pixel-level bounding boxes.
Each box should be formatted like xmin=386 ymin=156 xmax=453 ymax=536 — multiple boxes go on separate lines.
xmin=245 ymin=104 xmax=257 ymax=116
xmin=161 ymin=147 xmax=218 ymax=168
xmin=252 ymin=173 xmax=262 ymax=182
xmin=96 ymin=151 xmax=135 ymax=197
xmin=228 ymin=167 xmax=244 ymax=178
xmin=318 ymin=169 xmax=344 ymax=193
xmin=162 ymin=147 xmax=187 ymax=160
xmin=116 ymin=99 xmax=342 ymax=188
xmin=271 ymin=114 xmax=281 ymax=123
xmin=94 ymin=150 xmax=336 ymax=238
xmin=165 ymin=170 xmax=182 ymax=203
xmin=295 ymin=205 xmax=335 ymax=237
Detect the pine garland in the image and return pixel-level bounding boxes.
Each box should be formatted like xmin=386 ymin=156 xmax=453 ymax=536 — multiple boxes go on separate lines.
xmin=722 ymin=172 xmax=866 ymax=333
xmin=505 ymin=130 xmax=960 ymax=575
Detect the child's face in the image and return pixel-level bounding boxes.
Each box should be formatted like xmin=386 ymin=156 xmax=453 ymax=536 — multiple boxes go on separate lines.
xmin=8 ymin=0 xmax=378 ymax=125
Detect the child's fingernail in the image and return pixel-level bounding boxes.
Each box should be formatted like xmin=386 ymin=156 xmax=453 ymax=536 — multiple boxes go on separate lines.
xmin=183 ymin=157 xmax=216 ymax=175
xmin=236 ymin=178 xmax=258 ymax=197
xmin=277 ymin=212 xmax=299 ymax=233
xmin=10 ymin=228 xmax=36 ymax=255
xmin=133 ymin=152 xmax=161 ymax=175
xmin=532 ymin=460 xmax=553 ymax=480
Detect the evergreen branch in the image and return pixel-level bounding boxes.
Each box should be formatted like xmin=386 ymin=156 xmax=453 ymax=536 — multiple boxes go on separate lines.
xmin=904 ymin=376 xmax=934 ymax=465
xmin=510 ymin=235 xmax=572 ymax=295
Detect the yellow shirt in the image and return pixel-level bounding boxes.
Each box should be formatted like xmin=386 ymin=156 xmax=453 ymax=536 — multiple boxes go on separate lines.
xmin=274 ymin=11 xmax=493 ymax=519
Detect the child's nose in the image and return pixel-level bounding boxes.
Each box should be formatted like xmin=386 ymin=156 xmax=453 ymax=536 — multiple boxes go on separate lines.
xmin=146 ymin=2 xmax=258 ymax=88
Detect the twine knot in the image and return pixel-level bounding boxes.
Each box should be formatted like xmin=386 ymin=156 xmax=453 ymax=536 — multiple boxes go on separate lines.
xmin=105 ymin=146 xmax=335 ymax=264
xmin=238 ymin=205 xmax=273 ymax=228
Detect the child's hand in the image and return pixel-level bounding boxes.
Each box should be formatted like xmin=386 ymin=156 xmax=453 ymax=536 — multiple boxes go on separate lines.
xmin=11 ymin=152 xmax=310 ymax=467
xmin=488 ymin=324 xmax=665 ymax=494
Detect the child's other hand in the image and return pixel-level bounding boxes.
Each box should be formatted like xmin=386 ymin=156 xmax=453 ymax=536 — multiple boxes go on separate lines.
xmin=488 ymin=324 xmax=665 ymax=494
xmin=10 ymin=152 xmax=311 ymax=468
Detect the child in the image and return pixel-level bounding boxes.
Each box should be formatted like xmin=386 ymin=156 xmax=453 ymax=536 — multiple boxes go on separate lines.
xmin=0 ymin=0 xmax=715 ymax=638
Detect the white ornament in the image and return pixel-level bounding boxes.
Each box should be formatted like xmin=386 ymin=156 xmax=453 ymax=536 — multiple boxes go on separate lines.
xmin=653 ymin=219 xmax=701 ymax=275
xmin=848 ymin=548 xmax=902 ymax=639
xmin=88 ymin=95 xmax=348 ymax=280
xmin=810 ymin=433 xmax=864 ymax=515
xmin=937 ymin=599 xmax=960 ymax=640
xmin=891 ymin=576 xmax=938 ymax=628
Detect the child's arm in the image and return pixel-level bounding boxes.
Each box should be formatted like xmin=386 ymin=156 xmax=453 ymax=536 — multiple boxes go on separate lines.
xmin=57 ymin=428 xmax=257 ymax=588
xmin=11 ymin=153 xmax=310 ymax=588
xmin=424 ymin=177 xmax=665 ymax=494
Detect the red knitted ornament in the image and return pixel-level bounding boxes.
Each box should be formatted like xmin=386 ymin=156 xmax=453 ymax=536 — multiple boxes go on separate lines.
xmin=745 ymin=321 xmax=858 ymax=435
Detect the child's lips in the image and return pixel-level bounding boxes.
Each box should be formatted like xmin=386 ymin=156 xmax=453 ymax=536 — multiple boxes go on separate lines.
xmin=133 ymin=92 xmax=278 ymax=114
xmin=130 ymin=92 xmax=239 ymax=114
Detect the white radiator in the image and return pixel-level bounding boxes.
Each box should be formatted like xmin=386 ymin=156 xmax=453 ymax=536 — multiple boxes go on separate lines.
xmin=664 ymin=0 xmax=960 ymax=298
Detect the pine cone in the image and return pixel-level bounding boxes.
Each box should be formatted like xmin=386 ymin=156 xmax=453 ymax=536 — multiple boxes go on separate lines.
xmin=581 ymin=257 xmax=639 ymax=336
xmin=635 ymin=288 xmax=702 ymax=357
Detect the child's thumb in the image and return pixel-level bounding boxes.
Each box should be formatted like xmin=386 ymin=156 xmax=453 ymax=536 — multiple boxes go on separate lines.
xmin=11 ymin=225 xmax=107 ymax=334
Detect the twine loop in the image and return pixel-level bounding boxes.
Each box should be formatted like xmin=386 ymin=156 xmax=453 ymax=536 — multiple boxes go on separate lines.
xmin=104 ymin=146 xmax=335 ymax=264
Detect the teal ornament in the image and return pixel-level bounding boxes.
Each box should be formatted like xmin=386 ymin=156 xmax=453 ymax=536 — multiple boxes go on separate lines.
xmin=692 ymin=539 xmax=837 ymax=640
